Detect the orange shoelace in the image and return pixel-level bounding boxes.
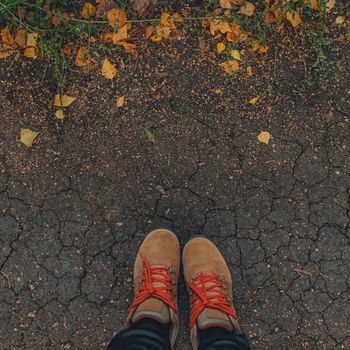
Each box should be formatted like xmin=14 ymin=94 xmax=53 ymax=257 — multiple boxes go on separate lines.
xmin=185 ymin=272 xmax=239 ymax=328
xmin=128 ymin=253 xmax=178 ymax=315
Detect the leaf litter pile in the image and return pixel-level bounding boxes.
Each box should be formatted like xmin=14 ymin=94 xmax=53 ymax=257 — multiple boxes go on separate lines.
xmin=0 ymin=0 xmax=344 ymax=147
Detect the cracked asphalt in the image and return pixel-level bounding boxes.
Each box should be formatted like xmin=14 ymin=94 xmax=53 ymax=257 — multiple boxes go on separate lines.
xmin=1 ymin=10 xmax=350 ymax=350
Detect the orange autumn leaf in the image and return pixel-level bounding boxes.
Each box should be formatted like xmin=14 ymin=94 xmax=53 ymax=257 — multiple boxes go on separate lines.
xmin=326 ymin=0 xmax=336 ymax=12
xmin=112 ymin=26 xmax=128 ymax=43
xmin=220 ymin=0 xmax=232 ymax=9
xmin=219 ymin=60 xmax=239 ymax=75
xmin=1 ymin=26 xmax=15 ymax=46
xmin=335 ymin=16 xmax=345 ymax=24
xmin=107 ymin=8 xmax=127 ymax=28
xmin=246 ymin=66 xmax=253 ymax=76
xmin=62 ymin=46 xmax=72 ymax=56
xmin=286 ymin=11 xmax=302 ymax=27
xmin=238 ymin=2 xmax=255 ymax=16
xmin=51 ymin=16 xmax=61 ymax=26
xmin=116 ymin=96 xmax=125 ymax=108
xmin=209 ymin=20 xmax=231 ymax=35
xmin=101 ymin=32 xmax=114 ymax=43
xmin=0 ymin=50 xmax=13 ymax=59
xmin=305 ymin=0 xmax=319 ymax=10
xmin=81 ymin=3 xmax=96 ymax=18
xmin=160 ymin=12 xmax=176 ymax=30
xmin=101 ymin=58 xmax=117 ymax=79
xmin=24 ymin=47 xmax=37 ymax=58
xmin=251 ymin=40 xmax=268 ymax=53
xmin=226 ymin=22 xmax=245 ymax=42
xmin=157 ymin=25 xmax=171 ymax=39
xmin=145 ymin=25 xmax=154 ymax=39
xmin=118 ymin=42 xmax=137 ymax=53
xmin=15 ymin=29 xmax=37 ymax=48
xmin=75 ymin=47 xmax=91 ymax=67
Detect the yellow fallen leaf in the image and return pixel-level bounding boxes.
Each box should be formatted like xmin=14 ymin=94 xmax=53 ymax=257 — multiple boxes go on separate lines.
xmin=23 ymin=47 xmax=37 ymax=58
xmin=251 ymin=40 xmax=268 ymax=53
xmin=307 ymin=0 xmax=319 ymax=10
xmin=1 ymin=26 xmax=15 ymax=46
xmin=20 ymin=128 xmax=39 ymax=147
xmin=238 ymin=2 xmax=255 ymax=16
xmin=112 ymin=26 xmax=128 ymax=43
xmin=220 ymin=0 xmax=232 ymax=9
xmin=55 ymin=110 xmax=64 ymax=120
xmin=145 ymin=25 xmax=154 ymax=39
xmin=75 ymin=47 xmax=91 ymax=67
xmin=150 ymin=35 xmax=162 ymax=42
xmin=54 ymin=94 xmax=76 ymax=107
xmin=116 ymin=96 xmax=125 ymax=108
xmin=286 ymin=11 xmax=302 ymax=27
xmin=156 ymin=25 xmax=171 ymax=39
xmin=246 ymin=66 xmax=253 ymax=76
xmin=230 ymin=49 xmax=241 ymax=60
xmin=217 ymin=42 xmax=226 ymax=54
xmin=326 ymin=0 xmax=336 ymax=12
xmin=107 ymin=8 xmax=127 ymax=28
xmin=81 ymin=3 xmax=96 ymax=18
xmin=249 ymin=97 xmax=258 ymax=105
xmin=219 ymin=60 xmax=239 ymax=75
xmin=101 ymin=58 xmax=117 ymax=79
xmin=258 ymin=131 xmax=271 ymax=144
xmin=335 ymin=16 xmax=345 ymax=24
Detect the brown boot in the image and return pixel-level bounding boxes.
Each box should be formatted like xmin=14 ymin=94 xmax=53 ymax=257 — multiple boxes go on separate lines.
xmin=126 ymin=229 xmax=180 ymax=347
xmin=182 ymin=237 xmax=242 ymax=350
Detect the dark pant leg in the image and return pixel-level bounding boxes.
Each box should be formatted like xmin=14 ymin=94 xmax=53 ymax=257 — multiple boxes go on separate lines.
xmin=107 ymin=318 xmax=171 ymax=350
xmin=199 ymin=327 xmax=252 ymax=350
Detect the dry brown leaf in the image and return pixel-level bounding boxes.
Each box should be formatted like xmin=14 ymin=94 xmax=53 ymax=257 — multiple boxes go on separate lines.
xmin=1 ymin=26 xmax=15 ymax=46
xmin=20 ymin=128 xmax=40 ymax=147
xmin=117 ymin=41 xmax=137 ymax=53
xmin=257 ymin=131 xmax=271 ymax=144
xmin=55 ymin=110 xmax=64 ymax=120
xmin=101 ymin=58 xmax=117 ymax=79
xmin=220 ymin=0 xmax=232 ymax=9
xmin=23 ymin=47 xmax=37 ymax=58
xmin=116 ymin=96 xmax=125 ymax=108
xmin=216 ymin=42 xmax=226 ymax=54
xmin=26 ymin=310 xmax=37 ymax=318
xmin=62 ymin=46 xmax=72 ymax=56
xmin=335 ymin=15 xmax=345 ymax=24
xmin=130 ymin=0 xmax=155 ymax=15
xmin=249 ymin=97 xmax=258 ymax=105
xmin=219 ymin=60 xmax=239 ymax=75
xmin=82 ymin=3 xmax=96 ymax=18
xmin=286 ymin=11 xmax=302 ymax=27
xmin=0 ymin=50 xmax=12 ymax=59
xmin=238 ymin=2 xmax=255 ymax=16
xmin=54 ymin=94 xmax=76 ymax=107
xmin=251 ymin=40 xmax=268 ymax=53
xmin=107 ymin=8 xmax=127 ymax=28
xmin=75 ymin=47 xmax=91 ymax=67
xmin=145 ymin=25 xmax=154 ymax=39
xmin=326 ymin=0 xmax=336 ymax=12
xmin=15 ymin=29 xmax=37 ymax=48
xmin=246 ymin=66 xmax=253 ymax=76
xmin=112 ymin=25 xmax=128 ymax=43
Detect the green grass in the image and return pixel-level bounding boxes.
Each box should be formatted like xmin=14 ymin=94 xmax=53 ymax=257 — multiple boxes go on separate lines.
xmin=0 ymin=0 xmax=333 ymax=92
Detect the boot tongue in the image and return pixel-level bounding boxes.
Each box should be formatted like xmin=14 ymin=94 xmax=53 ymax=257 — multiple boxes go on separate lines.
xmin=131 ymin=270 xmax=171 ymax=324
